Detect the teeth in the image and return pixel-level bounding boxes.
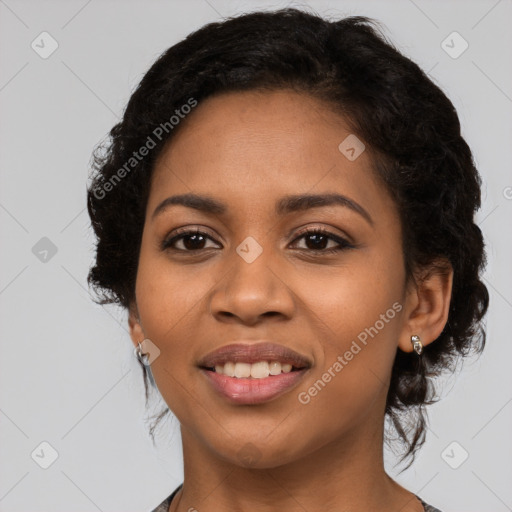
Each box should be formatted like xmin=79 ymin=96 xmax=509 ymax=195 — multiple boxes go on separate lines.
xmin=224 ymin=362 xmax=235 ymax=377
xmin=234 ymin=362 xmax=251 ymax=378
xmin=251 ymin=361 xmax=269 ymax=378
xmin=211 ymin=360 xmax=296 ymax=378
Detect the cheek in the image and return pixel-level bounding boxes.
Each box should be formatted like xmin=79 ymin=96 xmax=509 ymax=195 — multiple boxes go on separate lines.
xmin=299 ymin=244 xmax=405 ymax=346
xmin=133 ymin=246 xmax=217 ymax=406
xmin=293 ymin=249 xmax=405 ymax=411
xmin=135 ymin=234 xmax=216 ymax=341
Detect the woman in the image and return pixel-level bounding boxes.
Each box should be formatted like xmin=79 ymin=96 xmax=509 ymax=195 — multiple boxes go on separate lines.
xmin=87 ymin=8 xmax=488 ymax=512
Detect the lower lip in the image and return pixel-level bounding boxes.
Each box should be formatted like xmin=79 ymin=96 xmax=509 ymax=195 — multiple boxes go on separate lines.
xmin=200 ymin=368 xmax=308 ymax=405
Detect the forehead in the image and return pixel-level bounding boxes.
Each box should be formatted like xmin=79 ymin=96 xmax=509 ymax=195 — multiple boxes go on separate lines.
xmin=148 ymin=89 xmax=394 ymax=222
xmin=154 ymin=89 xmax=353 ymax=174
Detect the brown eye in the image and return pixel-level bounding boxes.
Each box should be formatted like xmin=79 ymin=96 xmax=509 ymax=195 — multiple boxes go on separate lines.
xmin=162 ymin=229 xmax=220 ymax=252
xmin=290 ymin=228 xmax=353 ymax=254
xmin=161 ymin=227 xmax=353 ymax=255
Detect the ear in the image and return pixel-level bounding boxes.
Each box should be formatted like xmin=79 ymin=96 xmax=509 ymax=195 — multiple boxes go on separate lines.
xmin=128 ymin=302 xmax=145 ymax=349
xmin=398 ymin=259 xmax=454 ymax=353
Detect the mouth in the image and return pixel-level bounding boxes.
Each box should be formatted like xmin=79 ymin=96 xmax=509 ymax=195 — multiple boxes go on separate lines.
xmin=198 ymin=341 xmax=312 ymax=404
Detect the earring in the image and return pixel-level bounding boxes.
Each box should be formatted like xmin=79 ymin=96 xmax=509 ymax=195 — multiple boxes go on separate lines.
xmin=134 ymin=340 xmax=157 ymax=387
xmin=411 ymin=335 xmax=423 ymax=355
xmin=135 ymin=341 xmax=149 ymax=365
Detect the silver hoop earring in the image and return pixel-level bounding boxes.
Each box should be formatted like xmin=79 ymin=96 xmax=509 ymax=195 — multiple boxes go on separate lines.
xmin=411 ymin=335 xmax=423 ymax=355
xmin=135 ymin=341 xmax=149 ymax=365
xmin=134 ymin=341 xmax=157 ymax=387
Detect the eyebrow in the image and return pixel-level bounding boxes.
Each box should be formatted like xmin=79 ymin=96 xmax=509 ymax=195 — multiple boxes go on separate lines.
xmin=152 ymin=192 xmax=373 ymax=226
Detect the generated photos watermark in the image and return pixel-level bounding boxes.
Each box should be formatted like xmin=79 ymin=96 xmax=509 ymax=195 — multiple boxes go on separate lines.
xmin=298 ymin=301 xmax=403 ymax=404
xmin=92 ymin=97 xmax=198 ymax=200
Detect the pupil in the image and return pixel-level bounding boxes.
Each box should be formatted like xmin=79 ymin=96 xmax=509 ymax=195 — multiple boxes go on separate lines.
xmin=306 ymin=233 xmax=327 ymax=250
xmin=184 ymin=234 xmax=205 ymax=250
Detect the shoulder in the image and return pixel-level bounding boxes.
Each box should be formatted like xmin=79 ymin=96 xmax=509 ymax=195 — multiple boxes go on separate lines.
xmin=416 ymin=495 xmax=443 ymax=512
xmin=149 ymin=483 xmax=183 ymax=512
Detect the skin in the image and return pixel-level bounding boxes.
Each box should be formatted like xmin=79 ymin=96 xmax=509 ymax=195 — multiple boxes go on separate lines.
xmin=128 ymin=89 xmax=453 ymax=512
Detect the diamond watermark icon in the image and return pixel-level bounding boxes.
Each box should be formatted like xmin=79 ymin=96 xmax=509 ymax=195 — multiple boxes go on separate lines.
xmin=338 ymin=134 xmax=365 ymax=161
xmin=31 ymin=31 xmax=59 ymax=59
xmin=134 ymin=338 xmax=161 ymax=366
xmin=32 ymin=237 xmax=58 ymax=263
xmin=237 ymin=442 xmax=262 ymax=467
xmin=31 ymin=441 xmax=59 ymax=469
xmin=236 ymin=236 xmax=263 ymax=263
xmin=441 ymin=441 xmax=469 ymax=469
xmin=441 ymin=31 xmax=468 ymax=59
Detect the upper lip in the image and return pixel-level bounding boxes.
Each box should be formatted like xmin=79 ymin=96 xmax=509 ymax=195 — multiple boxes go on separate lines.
xmin=198 ymin=341 xmax=313 ymax=369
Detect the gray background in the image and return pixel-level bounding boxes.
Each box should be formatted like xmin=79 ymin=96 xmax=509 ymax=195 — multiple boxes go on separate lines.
xmin=0 ymin=0 xmax=511 ymax=511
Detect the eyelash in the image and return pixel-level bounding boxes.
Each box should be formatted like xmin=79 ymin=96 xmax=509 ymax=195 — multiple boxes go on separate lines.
xmin=161 ymin=227 xmax=354 ymax=255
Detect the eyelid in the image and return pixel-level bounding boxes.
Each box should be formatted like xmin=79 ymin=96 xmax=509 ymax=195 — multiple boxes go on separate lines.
xmin=290 ymin=224 xmax=354 ymax=245
xmin=170 ymin=225 xmax=218 ymax=239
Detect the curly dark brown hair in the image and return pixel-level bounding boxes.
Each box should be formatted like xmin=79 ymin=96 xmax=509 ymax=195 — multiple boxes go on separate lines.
xmin=86 ymin=8 xmax=489 ymax=468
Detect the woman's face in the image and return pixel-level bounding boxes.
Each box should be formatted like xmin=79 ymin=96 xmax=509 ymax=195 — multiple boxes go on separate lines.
xmin=131 ymin=89 xmax=415 ymax=467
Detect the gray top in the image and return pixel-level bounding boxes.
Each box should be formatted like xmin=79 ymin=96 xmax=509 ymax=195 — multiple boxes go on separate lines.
xmin=150 ymin=484 xmax=442 ymax=512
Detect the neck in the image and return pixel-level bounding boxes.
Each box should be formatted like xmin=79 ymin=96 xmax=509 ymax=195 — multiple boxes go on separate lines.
xmin=170 ymin=415 xmax=423 ymax=512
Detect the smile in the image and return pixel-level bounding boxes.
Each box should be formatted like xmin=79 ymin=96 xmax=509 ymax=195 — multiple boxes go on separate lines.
xmin=201 ymin=366 xmax=309 ymax=405
xmin=209 ymin=360 xmax=295 ymax=378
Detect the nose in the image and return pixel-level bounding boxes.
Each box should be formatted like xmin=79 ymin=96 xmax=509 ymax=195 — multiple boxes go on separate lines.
xmin=209 ymin=245 xmax=296 ymax=326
